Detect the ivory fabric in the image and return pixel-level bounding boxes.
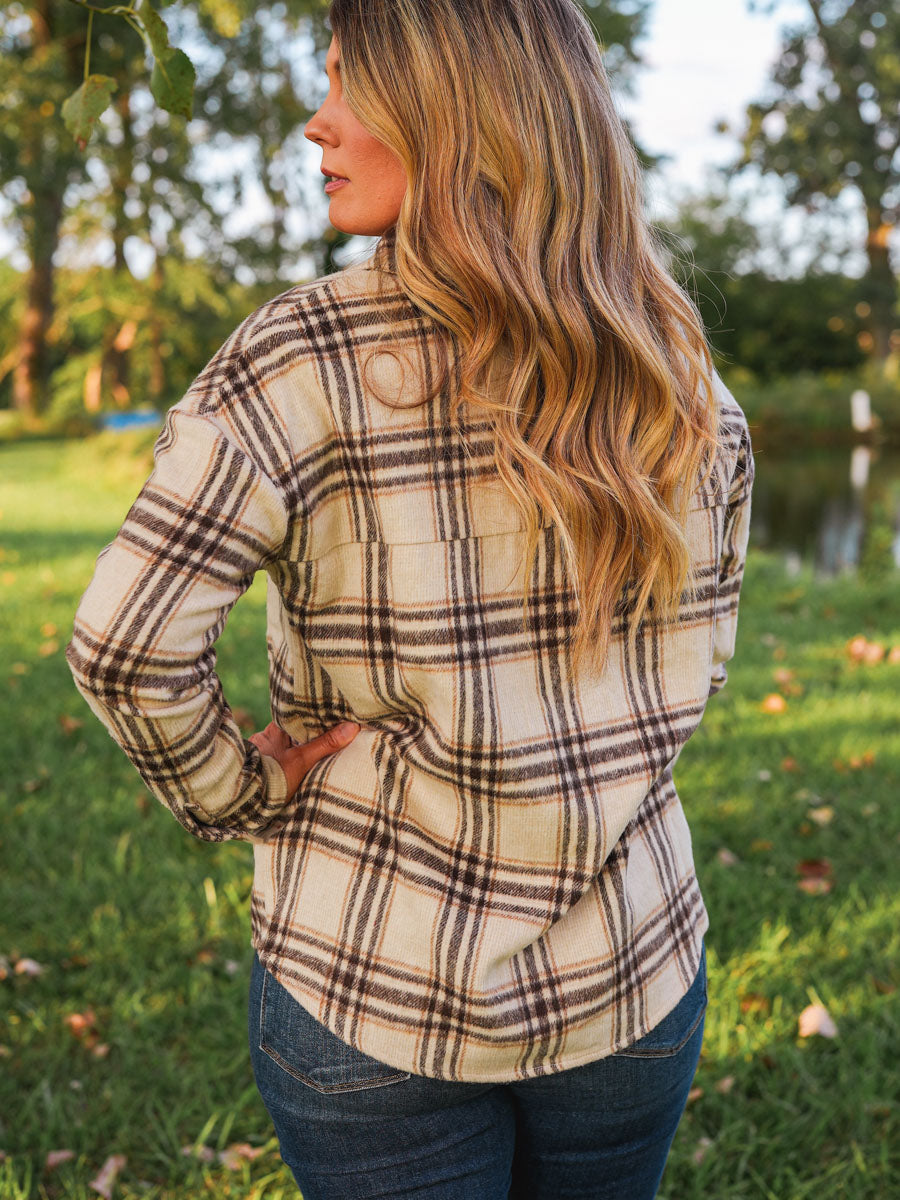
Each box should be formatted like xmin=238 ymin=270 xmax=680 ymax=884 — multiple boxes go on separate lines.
xmin=67 ymin=233 xmax=753 ymax=1082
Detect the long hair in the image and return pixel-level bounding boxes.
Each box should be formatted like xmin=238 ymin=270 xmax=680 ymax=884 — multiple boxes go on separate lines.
xmin=328 ymin=0 xmax=720 ymax=671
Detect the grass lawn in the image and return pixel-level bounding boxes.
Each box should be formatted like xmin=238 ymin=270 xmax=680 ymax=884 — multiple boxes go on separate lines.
xmin=0 ymin=435 xmax=897 ymax=1199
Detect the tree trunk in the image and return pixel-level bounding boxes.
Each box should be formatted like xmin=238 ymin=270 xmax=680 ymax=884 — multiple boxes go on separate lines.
xmin=148 ymin=254 xmax=166 ymax=405
xmin=104 ymin=87 xmax=135 ymax=405
xmin=12 ymin=187 xmax=63 ymax=416
xmin=864 ymin=213 xmax=897 ymax=364
xmin=12 ymin=0 xmax=64 ymax=417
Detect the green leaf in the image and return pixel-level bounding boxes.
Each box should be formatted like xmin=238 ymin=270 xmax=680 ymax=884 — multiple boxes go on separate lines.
xmin=150 ymin=48 xmax=196 ymax=119
xmin=61 ymin=75 xmax=117 ymax=150
xmin=140 ymin=4 xmax=171 ymax=59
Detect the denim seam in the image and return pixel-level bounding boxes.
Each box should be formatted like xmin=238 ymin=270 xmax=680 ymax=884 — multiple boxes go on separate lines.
xmin=613 ymin=982 xmax=708 ymax=1059
xmin=258 ymin=968 xmax=411 ymax=1093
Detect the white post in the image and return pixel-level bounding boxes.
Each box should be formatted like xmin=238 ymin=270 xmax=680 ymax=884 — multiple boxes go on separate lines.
xmin=850 ymin=389 xmax=873 ymax=432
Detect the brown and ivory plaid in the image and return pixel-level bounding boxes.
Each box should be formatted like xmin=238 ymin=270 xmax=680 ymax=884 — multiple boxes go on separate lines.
xmin=68 ymin=235 xmax=754 ymax=1082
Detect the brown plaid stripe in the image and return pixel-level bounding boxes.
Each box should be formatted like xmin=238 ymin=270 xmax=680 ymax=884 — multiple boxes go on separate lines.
xmin=68 ymin=241 xmax=753 ymax=1082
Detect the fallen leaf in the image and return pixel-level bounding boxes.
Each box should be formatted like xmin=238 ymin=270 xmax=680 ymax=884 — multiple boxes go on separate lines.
xmin=797 ymin=858 xmax=832 ymax=878
xmin=716 ymin=847 xmax=738 ymax=867
xmin=739 ymin=993 xmax=770 ymax=1015
xmin=772 ymin=667 xmax=795 ymax=686
xmin=218 ymin=1143 xmax=266 ymax=1170
xmin=181 ymin=1144 xmax=217 ymax=1164
xmin=46 ymin=1149 xmax=76 ymax=1170
xmin=714 ymin=1075 xmax=735 ymax=1094
xmin=61 ymin=955 xmax=90 ymax=970
xmin=847 ymin=636 xmax=888 ymax=665
xmin=14 ymin=957 xmax=45 ymax=977
xmin=870 ymin=976 xmax=895 ymax=995
xmin=58 ymin=714 xmax=84 ymax=735
xmin=807 ymin=806 xmax=834 ymax=827
xmin=38 ymin=639 xmax=59 ymax=657
xmin=692 ymin=1136 xmax=714 ymax=1165
xmin=888 ymin=646 xmax=900 ymax=664
xmin=40 ymin=622 xmax=58 ymax=638
xmin=796 ymin=858 xmax=833 ymax=894
xmin=861 ymin=803 xmax=879 ymax=817
xmin=781 ymin=756 xmax=799 ymax=772
xmin=64 ymin=1009 xmax=98 ymax=1042
xmin=797 ymin=877 xmax=832 ymax=895
xmin=11 ymin=662 xmax=28 ymax=675
xmin=686 ymin=1086 xmax=703 ymax=1104
xmin=798 ymin=1003 xmax=838 ymax=1039
xmin=846 ymin=635 xmax=869 ymax=662
xmin=89 ymin=1154 xmax=127 ymax=1199
xmin=848 ymin=751 xmax=875 ymax=770
xmin=91 ymin=1042 xmax=110 ymax=1059
xmin=760 ymin=693 xmax=787 ymax=714
xmin=23 ymin=778 xmax=46 ymax=794
xmin=0 ymin=956 xmax=10 ymax=980
xmin=750 ymin=839 xmax=773 ymax=852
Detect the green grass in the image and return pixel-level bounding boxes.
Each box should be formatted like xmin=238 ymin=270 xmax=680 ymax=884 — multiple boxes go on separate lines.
xmin=1 ymin=437 xmax=898 ymax=1199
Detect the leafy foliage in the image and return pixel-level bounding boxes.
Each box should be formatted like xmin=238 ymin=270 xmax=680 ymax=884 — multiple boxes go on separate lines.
xmin=738 ymin=0 xmax=900 ymax=359
xmin=658 ymin=188 xmax=874 ymax=378
xmin=60 ymin=73 xmax=117 ymax=149
xmin=2 ymin=0 xmax=652 ymax=418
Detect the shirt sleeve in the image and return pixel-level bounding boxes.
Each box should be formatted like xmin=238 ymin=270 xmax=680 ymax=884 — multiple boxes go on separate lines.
xmin=708 ymin=418 xmax=754 ymax=698
xmin=66 ymin=402 xmax=292 ymax=842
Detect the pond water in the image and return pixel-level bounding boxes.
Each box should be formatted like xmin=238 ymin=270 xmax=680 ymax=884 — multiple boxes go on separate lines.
xmin=749 ymin=444 xmax=900 ymax=575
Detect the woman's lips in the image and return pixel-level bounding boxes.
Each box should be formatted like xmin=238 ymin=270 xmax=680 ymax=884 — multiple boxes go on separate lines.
xmin=324 ymin=177 xmax=349 ymax=193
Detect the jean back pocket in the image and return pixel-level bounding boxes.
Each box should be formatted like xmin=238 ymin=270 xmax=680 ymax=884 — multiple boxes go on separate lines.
xmin=257 ymin=959 xmax=412 ymax=1094
xmin=614 ymin=942 xmax=708 ymax=1059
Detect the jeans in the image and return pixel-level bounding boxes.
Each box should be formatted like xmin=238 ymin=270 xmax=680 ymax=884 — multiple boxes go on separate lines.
xmin=248 ymin=940 xmax=707 ymax=1199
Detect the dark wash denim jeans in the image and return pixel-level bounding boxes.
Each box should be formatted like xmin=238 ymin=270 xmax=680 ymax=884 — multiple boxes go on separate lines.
xmin=248 ymin=940 xmax=707 ymax=1199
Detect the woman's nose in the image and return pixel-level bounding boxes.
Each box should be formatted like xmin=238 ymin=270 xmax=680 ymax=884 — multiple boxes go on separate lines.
xmin=304 ymin=105 xmax=334 ymax=146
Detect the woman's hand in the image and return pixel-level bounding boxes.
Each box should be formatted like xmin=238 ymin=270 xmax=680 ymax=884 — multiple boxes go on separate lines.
xmin=249 ymin=720 xmax=360 ymax=797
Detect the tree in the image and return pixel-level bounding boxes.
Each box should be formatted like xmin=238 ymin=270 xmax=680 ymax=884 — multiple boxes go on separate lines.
xmin=738 ymin=0 xmax=900 ymax=361
xmin=3 ymin=0 xmax=651 ymax=417
xmin=0 ymin=0 xmax=325 ymax=417
xmin=0 ymin=2 xmax=87 ymax=416
xmin=658 ymin=185 xmax=869 ymax=378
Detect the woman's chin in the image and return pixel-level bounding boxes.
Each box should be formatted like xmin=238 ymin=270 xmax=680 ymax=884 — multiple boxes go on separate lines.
xmin=328 ymin=208 xmax=396 ymax=239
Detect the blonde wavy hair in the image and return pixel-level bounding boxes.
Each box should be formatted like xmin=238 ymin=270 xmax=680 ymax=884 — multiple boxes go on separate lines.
xmin=329 ymin=0 xmax=720 ymax=671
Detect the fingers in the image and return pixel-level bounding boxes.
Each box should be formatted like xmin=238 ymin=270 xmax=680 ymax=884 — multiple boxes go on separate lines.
xmin=278 ymin=722 xmax=361 ymax=796
xmin=248 ymin=720 xmax=288 ymax=756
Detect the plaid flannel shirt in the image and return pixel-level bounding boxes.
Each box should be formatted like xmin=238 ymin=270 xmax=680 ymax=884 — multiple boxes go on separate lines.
xmin=68 ymin=234 xmax=754 ymax=1082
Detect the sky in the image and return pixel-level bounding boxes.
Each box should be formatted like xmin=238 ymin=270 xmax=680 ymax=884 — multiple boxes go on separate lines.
xmin=620 ymin=0 xmax=809 ymax=199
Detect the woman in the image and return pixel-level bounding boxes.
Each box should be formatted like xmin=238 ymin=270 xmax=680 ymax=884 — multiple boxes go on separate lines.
xmin=67 ymin=0 xmax=753 ymax=1196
